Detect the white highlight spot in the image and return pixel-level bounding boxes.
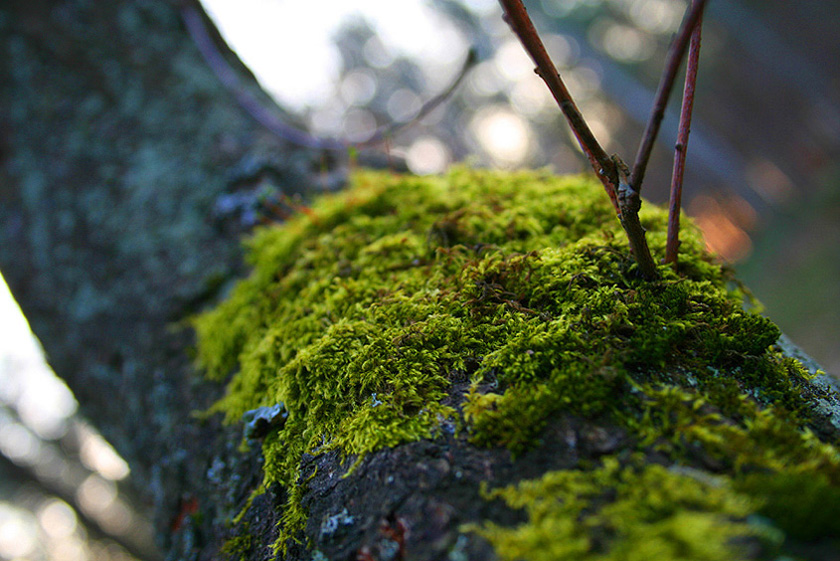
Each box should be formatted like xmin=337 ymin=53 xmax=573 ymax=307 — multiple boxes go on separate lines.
xmin=38 ymin=499 xmax=78 ymax=540
xmin=407 ymin=136 xmax=451 ymax=175
xmin=0 ymin=503 xmax=38 ymax=559
xmin=78 ymin=422 xmax=130 ymax=481
xmin=471 ymin=107 xmax=532 ymax=165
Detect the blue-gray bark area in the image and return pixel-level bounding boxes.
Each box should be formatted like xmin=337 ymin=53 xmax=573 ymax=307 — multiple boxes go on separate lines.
xmin=0 ymin=0 xmax=317 ymax=557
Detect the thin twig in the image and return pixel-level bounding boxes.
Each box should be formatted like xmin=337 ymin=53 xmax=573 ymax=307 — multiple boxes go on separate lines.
xmin=666 ymin=5 xmax=703 ymax=266
xmin=629 ymin=0 xmax=708 ymax=193
xmin=497 ymin=0 xmax=620 ymax=213
xmin=360 ymin=49 xmax=477 ymax=148
xmin=499 ymin=0 xmax=664 ymax=278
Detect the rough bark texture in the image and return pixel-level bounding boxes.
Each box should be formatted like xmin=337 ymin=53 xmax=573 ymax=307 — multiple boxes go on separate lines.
xmin=0 ymin=0 xmax=318 ymax=556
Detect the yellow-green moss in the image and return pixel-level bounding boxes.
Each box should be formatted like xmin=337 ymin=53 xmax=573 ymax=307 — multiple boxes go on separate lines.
xmin=468 ymin=455 xmax=765 ymax=561
xmin=193 ymin=167 xmax=839 ymax=554
xmin=220 ymin=533 xmax=252 ymax=560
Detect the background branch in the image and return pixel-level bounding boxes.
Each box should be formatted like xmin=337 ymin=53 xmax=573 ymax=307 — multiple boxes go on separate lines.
xmin=183 ymin=2 xmax=475 ymax=152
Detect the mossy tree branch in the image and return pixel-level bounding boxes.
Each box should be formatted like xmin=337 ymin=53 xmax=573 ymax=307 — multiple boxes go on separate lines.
xmin=195 ymin=167 xmax=840 ymax=559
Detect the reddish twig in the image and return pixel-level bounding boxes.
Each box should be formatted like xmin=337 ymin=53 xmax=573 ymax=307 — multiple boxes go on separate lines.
xmin=499 ymin=0 xmax=661 ymax=278
xmin=497 ymin=0 xmax=620 ymax=214
xmin=629 ymin=0 xmax=708 ymax=192
xmin=666 ymin=5 xmax=704 ymax=266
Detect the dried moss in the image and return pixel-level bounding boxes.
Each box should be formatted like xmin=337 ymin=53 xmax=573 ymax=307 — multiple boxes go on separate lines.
xmin=193 ymin=167 xmax=840 ymax=556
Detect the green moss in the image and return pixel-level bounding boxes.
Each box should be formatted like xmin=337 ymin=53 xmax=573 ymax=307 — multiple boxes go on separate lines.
xmin=735 ymin=471 xmax=840 ymax=542
xmin=193 ymin=167 xmax=840 ymax=554
xmin=220 ymin=532 xmax=252 ymax=560
xmin=468 ymin=456 xmax=764 ymax=561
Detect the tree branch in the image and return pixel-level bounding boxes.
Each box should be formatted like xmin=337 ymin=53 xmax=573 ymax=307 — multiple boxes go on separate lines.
xmin=497 ymin=0 xmax=620 ymax=214
xmin=360 ymin=49 xmax=477 ymax=148
xmin=666 ymin=5 xmax=704 ymax=266
xmin=629 ymin=0 xmax=708 ymax=193
xmin=499 ymin=0 xmax=662 ymax=278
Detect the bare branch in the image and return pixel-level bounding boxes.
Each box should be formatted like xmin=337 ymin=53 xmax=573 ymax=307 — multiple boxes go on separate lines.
xmin=614 ymin=159 xmax=659 ymax=279
xmin=666 ymin=5 xmax=704 ymax=266
xmin=182 ymin=2 xmax=475 ymax=152
xmin=360 ymin=49 xmax=477 ymax=148
xmin=629 ymin=0 xmax=708 ymax=193
xmin=497 ymin=0 xmax=620 ymax=213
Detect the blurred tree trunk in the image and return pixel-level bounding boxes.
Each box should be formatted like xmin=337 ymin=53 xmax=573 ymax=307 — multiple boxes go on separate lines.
xmin=0 ymin=0 xmax=318 ymax=556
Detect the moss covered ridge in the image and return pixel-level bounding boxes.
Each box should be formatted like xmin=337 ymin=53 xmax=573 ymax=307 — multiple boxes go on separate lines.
xmin=193 ymin=167 xmax=840 ymax=557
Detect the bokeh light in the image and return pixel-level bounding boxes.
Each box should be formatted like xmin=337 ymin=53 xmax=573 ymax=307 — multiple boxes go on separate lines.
xmin=38 ymin=499 xmax=78 ymax=540
xmin=471 ymin=106 xmax=533 ymax=165
xmin=0 ymin=503 xmax=38 ymax=559
xmin=0 ymin=274 xmax=147 ymax=560
xmin=1 ymin=280 xmax=77 ymax=441
xmin=386 ymin=89 xmax=422 ymax=122
xmin=77 ymin=422 xmax=130 ymax=482
xmin=0 ymin=416 xmax=41 ymax=466
xmin=407 ymin=136 xmax=451 ymax=175
xmin=689 ymin=194 xmax=753 ymax=262
xmin=590 ymin=19 xmax=655 ymax=63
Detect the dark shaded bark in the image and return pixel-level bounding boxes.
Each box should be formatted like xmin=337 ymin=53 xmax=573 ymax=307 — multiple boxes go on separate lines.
xmin=0 ymin=0 xmax=318 ymax=556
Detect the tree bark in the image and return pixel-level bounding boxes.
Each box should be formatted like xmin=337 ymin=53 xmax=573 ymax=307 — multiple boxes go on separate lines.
xmin=0 ymin=0 xmax=317 ymax=556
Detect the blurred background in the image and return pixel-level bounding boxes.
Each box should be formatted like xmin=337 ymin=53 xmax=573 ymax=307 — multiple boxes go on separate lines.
xmin=1 ymin=1 xmax=837 ymax=559
xmin=1 ymin=277 xmax=155 ymax=561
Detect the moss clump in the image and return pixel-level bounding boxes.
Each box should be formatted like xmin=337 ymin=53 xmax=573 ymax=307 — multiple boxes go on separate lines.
xmin=193 ymin=167 xmax=839 ymax=554
xmin=469 ymin=455 xmax=764 ymax=561
xmin=220 ymin=533 xmax=252 ymax=560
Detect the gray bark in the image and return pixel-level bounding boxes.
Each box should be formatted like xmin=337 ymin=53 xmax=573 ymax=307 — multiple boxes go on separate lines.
xmin=0 ymin=0 xmax=317 ymax=556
